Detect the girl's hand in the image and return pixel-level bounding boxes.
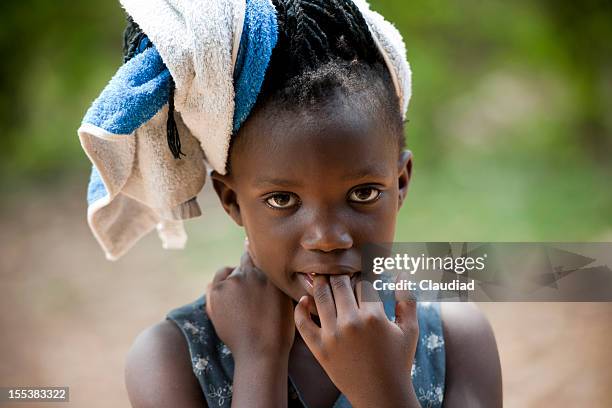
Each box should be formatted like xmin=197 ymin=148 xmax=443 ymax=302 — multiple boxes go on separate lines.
xmin=205 ymin=248 xmax=295 ymax=361
xmin=294 ymin=275 xmax=421 ymax=408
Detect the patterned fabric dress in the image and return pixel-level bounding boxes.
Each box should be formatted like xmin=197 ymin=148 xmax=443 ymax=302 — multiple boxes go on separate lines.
xmin=167 ymin=295 xmax=446 ymax=408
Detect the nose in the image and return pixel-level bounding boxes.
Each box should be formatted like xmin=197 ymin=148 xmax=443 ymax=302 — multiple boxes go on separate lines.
xmin=300 ymin=210 xmax=353 ymax=252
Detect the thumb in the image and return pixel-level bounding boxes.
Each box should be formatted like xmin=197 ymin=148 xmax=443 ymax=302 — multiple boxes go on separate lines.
xmin=205 ymin=288 xmax=213 ymax=317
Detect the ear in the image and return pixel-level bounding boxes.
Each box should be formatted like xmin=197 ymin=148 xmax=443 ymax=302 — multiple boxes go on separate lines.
xmin=397 ymin=150 xmax=413 ymax=210
xmin=211 ymin=171 xmax=244 ymax=227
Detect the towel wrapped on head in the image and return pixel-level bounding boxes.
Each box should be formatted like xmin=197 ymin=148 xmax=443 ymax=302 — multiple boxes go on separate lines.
xmin=78 ymin=0 xmax=412 ymax=260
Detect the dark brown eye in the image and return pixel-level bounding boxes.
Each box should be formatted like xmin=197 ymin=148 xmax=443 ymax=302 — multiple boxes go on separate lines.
xmin=266 ymin=193 xmax=298 ymax=209
xmin=349 ymin=187 xmax=381 ymax=203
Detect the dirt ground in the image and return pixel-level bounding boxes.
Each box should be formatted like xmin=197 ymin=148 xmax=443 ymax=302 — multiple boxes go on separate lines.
xmin=1 ymin=182 xmax=611 ymax=408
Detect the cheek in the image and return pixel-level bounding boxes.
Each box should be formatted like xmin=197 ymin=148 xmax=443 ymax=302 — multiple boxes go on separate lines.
xmin=243 ymin=212 xmax=296 ymax=275
xmin=357 ymin=193 xmax=398 ymax=242
xmin=246 ymin=227 xmax=301 ymax=299
xmin=242 ymin=190 xmax=398 ymax=266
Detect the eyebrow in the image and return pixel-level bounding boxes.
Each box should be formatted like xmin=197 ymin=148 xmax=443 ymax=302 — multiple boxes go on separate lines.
xmin=252 ymin=166 xmax=389 ymax=188
xmin=252 ymin=177 xmax=304 ymax=188
xmin=341 ymin=165 xmax=389 ymax=181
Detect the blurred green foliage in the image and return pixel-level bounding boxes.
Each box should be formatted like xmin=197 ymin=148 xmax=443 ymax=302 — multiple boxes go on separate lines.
xmin=0 ymin=0 xmax=610 ymax=240
xmin=0 ymin=1 xmax=125 ymax=184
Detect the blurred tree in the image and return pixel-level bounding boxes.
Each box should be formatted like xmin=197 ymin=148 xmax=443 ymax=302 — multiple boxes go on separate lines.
xmin=537 ymin=0 xmax=612 ymax=159
xmin=0 ymin=0 xmax=125 ymax=186
xmin=0 ymin=0 xmax=609 ymax=186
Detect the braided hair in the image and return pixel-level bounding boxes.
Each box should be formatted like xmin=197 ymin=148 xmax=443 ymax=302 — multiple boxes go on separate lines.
xmin=251 ymin=0 xmax=404 ymax=151
xmin=267 ymin=0 xmax=381 ymax=84
xmin=122 ymin=0 xmax=405 ymax=160
xmin=122 ymin=16 xmax=146 ymax=63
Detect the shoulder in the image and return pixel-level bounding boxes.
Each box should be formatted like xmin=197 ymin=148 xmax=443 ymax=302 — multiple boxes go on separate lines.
xmin=125 ymin=320 xmax=207 ymax=408
xmin=440 ymin=302 xmax=502 ymax=408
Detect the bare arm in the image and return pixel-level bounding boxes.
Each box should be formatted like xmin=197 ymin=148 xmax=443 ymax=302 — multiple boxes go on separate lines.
xmin=441 ymin=302 xmax=503 ymax=407
xmin=231 ymin=353 xmax=290 ymax=408
xmin=125 ymin=320 xmax=207 ymax=408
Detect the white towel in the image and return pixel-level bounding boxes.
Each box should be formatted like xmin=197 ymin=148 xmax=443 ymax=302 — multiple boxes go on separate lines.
xmin=79 ymin=0 xmax=412 ymax=260
xmin=354 ymin=0 xmax=412 ymax=118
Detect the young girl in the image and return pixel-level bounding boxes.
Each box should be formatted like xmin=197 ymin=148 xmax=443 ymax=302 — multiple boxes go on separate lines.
xmin=86 ymin=1 xmax=502 ymax=407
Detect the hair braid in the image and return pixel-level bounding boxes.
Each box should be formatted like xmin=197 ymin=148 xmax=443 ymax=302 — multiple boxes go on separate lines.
xmin=122 ymin=0 xmax=406 ymax=161
xmin=123 ymin=15 xmax=185 ymax=159
xmin=265 ymin=0 xmax=385 ymax=88
xmin=252 ymin=0 xmax=405 ymax=151
xmin=123 ymin=16 xmax=146 ymax=63
xmin=292 ymin=2 xmax=317 ymax=63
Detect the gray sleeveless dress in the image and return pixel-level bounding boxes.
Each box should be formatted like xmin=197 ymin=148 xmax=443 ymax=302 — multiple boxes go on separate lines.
xmin=167 ymin=295 xmax=446 ymax=408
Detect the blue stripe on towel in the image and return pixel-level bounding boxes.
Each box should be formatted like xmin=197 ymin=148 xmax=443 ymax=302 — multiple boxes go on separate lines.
xmin=232 ymin=0 xmax=278 ymax=133
xmin=83 ymin=0 xmax=278 ymax=139
xmin=84 ymin=0 xmax=279 ymax=206
xmin=82 ymin=46 xmax=171 ymax=136
xmin=83 ymin=44 xmax=170 ymax=205
xmin=87 ymin=165 xmax=108 ymax=206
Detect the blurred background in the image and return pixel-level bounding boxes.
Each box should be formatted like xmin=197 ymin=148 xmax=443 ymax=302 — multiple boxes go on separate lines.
xmin=0 ymin=0 xmax=611 ymax=407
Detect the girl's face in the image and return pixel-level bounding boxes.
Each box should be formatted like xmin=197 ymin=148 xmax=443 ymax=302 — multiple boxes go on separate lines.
xmin=212 ymin=93 xmax=412 ymax=302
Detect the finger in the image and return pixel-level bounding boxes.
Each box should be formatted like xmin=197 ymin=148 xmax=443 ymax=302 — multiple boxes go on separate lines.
xmin=239 ymin=250 xmax=252 ymax=269
xmin=239 ymin=250 xmax=268 ymax=283
xmin=305 ymin=295 xmax=319 ymax=317
xmin=356 ymin=279 xmax=386 ymax=316
xmin=244 ymin=237 xmax=250 ymax=259
xmin=244 ymin=236 xmax=258 ymax=265
xmin=244 ymin=236 xmax=263 ymax=270
xmin=212 ymin=266 xmax=234 ymax=284
xmin=394 ymin=299 xmax=418 ymax=336
xmin=205 ymin=284 xmax=213 ymax=317
xmin=312 ymin=275 xmax=337 ymax=328
xmin=395 ymin=271 xmax=417 ymax=303
xmin=329 ymin=275 xmax=358 ymax=318
xmin=294 ymin=296 xmax=321 ymax=353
